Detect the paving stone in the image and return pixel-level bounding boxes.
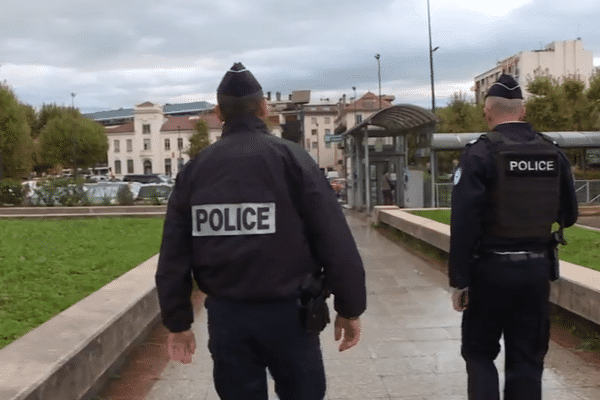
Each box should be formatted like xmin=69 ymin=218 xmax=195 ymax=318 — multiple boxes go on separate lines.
xmin=140 ymin=213 xmax=600 ymax=399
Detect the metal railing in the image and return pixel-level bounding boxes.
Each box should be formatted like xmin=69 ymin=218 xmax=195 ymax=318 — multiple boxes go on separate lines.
xmin=434 ymin=180 xmax=600 ymax=207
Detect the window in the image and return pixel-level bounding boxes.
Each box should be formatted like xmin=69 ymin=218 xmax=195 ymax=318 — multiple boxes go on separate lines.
xmin=165 ymin=159 xmax=172 ymax=176
xmin=325 ymin=129 xmax=331 ymax=136
xmin=126 ymin=139 xmax=132 ymax=152
xmin=114 ymin=160 xmax=121 ymax=175
xmin=311 ymin=117 xmax=317 ymax=124
xmin=114 ymin=140 xmax=120 ymax=153
xmin=143 ymin=159 xmax=152 ymax=174
xmin=312 ymin=129 xmax=317 ymax=136
xmin=356 ymin=114 xmax=362 ymax=123
xmin=127 ymin=159 xmax=134 ymax=173
xmin=177 ymin=138 xmax=183 ymax=150
xmin=142 ymin=124 xmax=151 ymax=134
xmin=143 ymin=138 xmax=151 ymax=150
xmin=165 ymin=138 xmax=171 ymax=151
xmin=324 ymin=117 xmax=331 ymax=124
xmin=312 ymin=142 xmax=318 ymax=149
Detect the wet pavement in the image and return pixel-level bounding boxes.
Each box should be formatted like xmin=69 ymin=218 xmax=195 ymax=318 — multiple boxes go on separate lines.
xmin=115 ymin=213 xmax=600 ymax=399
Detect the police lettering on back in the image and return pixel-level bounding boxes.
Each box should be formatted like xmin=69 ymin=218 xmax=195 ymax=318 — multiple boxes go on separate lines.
xmin=504 ymin=155 xmax=559 ymax=177
xmin=192 ymin=203 xmax=276 ymax=236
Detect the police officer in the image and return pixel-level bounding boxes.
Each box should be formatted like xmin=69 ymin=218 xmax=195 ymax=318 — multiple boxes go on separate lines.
xmin=155 ymin=63 xmax=367 ymax=400
xmin=449 ymin=74 xmax=578 ymax=400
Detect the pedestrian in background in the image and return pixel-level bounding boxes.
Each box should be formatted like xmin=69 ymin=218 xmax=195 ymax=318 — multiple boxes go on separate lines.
xmin=155 ymin=63 xmax=366 ymax=400
xmin=449 ymin=74 xmax=578 ymax=400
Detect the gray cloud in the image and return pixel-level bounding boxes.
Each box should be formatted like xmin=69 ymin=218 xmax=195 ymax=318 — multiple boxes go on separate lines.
xmin=0 ymin=0 xmax=598 ymax=113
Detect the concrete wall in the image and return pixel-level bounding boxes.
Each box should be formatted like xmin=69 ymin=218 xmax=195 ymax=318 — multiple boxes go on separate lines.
xmin=375 ymin=206 xmax=600 ymax=327
xmin=0 ymin=254 xmax=161 ymax=400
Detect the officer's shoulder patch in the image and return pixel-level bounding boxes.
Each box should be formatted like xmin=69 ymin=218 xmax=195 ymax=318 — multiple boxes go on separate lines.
xmin=453 ymin=167 xmax=462 ymax=185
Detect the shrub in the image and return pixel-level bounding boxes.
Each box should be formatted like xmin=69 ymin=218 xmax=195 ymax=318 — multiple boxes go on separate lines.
xmin=149 ymin=187 xmax=162 ymax=205
xmin=33 ymin=178 xmax=61 ymax=206
xmin=0 ymin=179 xmax=24 ymax=205
xmin=117 ymin=185 xmax=135 ymax=205
xmin=101 ymin=194 xmax=113 ymax=206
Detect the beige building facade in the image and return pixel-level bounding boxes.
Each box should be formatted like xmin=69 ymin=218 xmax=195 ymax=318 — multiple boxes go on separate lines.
xmin=474 ymin=39 xmax=594 ymax=103
xmin=104 ymin=102 xmax=223 ymax=178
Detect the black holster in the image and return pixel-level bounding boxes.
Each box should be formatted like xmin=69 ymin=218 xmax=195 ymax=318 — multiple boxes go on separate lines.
xmin=299 ymin=271 xmax=331 ymax=334
xmin=548 ymin=226 xmax=566 ymax=282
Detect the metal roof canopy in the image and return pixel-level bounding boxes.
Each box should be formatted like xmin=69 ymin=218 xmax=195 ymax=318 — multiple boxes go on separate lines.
xmin=343 ymin=104 xmax=438 ymax=137
xmin=432 ymin=131 xmax=600 ymax=150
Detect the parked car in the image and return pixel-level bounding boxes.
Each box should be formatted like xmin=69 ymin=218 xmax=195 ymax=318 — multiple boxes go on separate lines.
xmin=122 ymin=174 xmax=173 ymax=184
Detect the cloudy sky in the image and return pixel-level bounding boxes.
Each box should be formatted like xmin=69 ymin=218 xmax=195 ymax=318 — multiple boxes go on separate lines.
xmin=1 ymin=0 xmax=599 ymax=114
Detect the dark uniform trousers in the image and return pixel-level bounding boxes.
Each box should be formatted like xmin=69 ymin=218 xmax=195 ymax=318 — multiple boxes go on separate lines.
xmin=461 ymin=254 xmax=551 ymax=400
xmin=206 ymin=297 xmax=326 ymax=400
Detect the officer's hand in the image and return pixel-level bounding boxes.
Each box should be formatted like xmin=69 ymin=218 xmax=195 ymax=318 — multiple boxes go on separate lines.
xmin=167 ymin=329 xmax=196 ymax=364
xmin=334 ymin=315 xmax=361 ymax=352
xmin=451 ymin=287 xmax=469 ymax=312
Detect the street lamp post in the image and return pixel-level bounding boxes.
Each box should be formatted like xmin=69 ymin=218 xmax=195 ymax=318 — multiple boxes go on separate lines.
xmin=375 ymin=54 xmax=382 ymax=110
xmin=71 ymin=93 xmax=77 ymax=179
xmin=177 ymin=125 xmax=182 ymax=173
xmin=426 ymin=0 xmax=439 ymax=114
xmin=352 ymin=86 xmax=357 ymax=125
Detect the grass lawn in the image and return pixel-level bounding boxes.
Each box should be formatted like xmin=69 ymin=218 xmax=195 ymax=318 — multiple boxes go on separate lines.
xmin=0 ymin=217 xmax=165 ymax=349
xmin=409 ymin=209 xmax=600 ymax=272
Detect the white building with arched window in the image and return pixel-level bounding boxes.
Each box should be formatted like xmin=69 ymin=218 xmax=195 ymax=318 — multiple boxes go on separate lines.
xmin=100 ymin=102 xmax=223 ymax=179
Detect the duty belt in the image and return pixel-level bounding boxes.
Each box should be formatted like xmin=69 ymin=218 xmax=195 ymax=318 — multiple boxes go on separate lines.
xmin=487 ymin=250 xmax=548 ymax=262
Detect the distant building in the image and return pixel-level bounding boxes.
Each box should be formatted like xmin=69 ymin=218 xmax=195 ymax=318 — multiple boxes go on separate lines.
xmin=336 ymin=91 xmax=395 ymax=134
xmin=474 ymin=39 xmax=594 ymax=103
xmin=96 ymin=101 xmax=222 ymax=178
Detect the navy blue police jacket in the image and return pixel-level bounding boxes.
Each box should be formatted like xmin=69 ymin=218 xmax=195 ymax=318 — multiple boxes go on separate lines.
xmin=449 ymin=122 xmax=578 ymax=290
xmin=156 ymin=116 xmax=367 ymax=333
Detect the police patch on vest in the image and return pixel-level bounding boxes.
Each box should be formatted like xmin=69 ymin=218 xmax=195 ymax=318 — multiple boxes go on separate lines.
xmin=503 ymin=154 xmax=559 ymax=177
xmin=192 ymin=203 xmax=276 ymax=236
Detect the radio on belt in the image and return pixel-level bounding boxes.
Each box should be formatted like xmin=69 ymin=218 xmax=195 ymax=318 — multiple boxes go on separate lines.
xmin=192 ymin=203 xmax=276 ymax=237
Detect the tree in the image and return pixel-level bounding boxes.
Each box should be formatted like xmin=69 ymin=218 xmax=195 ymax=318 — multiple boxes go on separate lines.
xmin=525 ymin=76 xmax=598 ymax=131
xmin=432 ymin=93 xmax=487 ymax=174
xmin=185 ymin=119 xmax=210 ymax=159
xmin=0 ymin=84 xmax=33 ymax=179
xmin=39 ymin=110 xmax=108 ymax=171
xmin=525 ymin=75 xmax=600 ymax=168
xmin=436 ymin=92 xmax=488 ymax=134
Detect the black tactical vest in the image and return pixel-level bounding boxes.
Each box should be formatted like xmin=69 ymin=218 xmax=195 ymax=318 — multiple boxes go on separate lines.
xmin=483 ymin=131 xmax=561 ymax=239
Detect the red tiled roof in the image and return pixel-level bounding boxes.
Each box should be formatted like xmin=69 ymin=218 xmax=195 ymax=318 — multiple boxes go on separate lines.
xmin=104 ymin=122 xmax=134 ymax=134
xmin=346 ymin=92 xmax=393 ymax=111
xmin=137 ymin=101 xmax=155 ymax=107
xmin=161 ymin=113 xmax=223 ymax=132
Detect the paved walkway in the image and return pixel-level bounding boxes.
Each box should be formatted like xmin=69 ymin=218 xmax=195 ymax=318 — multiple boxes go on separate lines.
xmin=144 ymin=213 xmax=600 ymax=400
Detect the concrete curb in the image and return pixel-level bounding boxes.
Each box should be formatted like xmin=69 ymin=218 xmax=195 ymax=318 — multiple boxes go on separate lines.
xmin=375 ymin=206 xmax=600 ymax=327
xmin=0 ymin=255 xmax=162 ymax=400
xmin=0 ymin=206 xmax=167 ymax=219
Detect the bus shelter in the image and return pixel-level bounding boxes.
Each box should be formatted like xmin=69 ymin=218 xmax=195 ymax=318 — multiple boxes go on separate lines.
xmin=431 ymin=131 xmax=600 ymax=207
xmin=340 ymin=104 xmax=437 ymax=211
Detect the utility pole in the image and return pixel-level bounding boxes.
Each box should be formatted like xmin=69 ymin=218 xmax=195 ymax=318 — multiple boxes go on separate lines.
xmin=375 ymin=54 xmax=382 ymax=110
xmin=71 ymin=93 xmax=77 ymax=179
xmin=427 ymin=0 xmax=438 ymax=114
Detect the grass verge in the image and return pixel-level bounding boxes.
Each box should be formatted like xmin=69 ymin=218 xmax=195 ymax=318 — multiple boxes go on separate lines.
xmin=0 ymin=217 xmax=164 ymax=349
xmin=410 ymin=209 xmax=600 ymax=272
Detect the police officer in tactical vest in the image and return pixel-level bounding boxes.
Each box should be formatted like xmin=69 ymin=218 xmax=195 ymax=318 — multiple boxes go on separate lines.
xmin=449 ymin=74 xmax=578 ymax=400
xmin=155 ymin=63 xmax=366 ymax=400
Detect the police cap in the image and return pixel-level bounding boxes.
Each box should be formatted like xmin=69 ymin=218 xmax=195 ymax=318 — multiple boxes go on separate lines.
xmin=217 ymin=62 xmax=264 ymax=101
xmin=486 ymin=74 xmax=523 ymax=99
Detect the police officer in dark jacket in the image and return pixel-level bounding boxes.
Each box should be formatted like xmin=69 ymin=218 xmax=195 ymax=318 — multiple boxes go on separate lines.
xmin=449 ymin=74 xmax=578 ymax=400
xmin=155 ymin=63 xmax=366 ymax=400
